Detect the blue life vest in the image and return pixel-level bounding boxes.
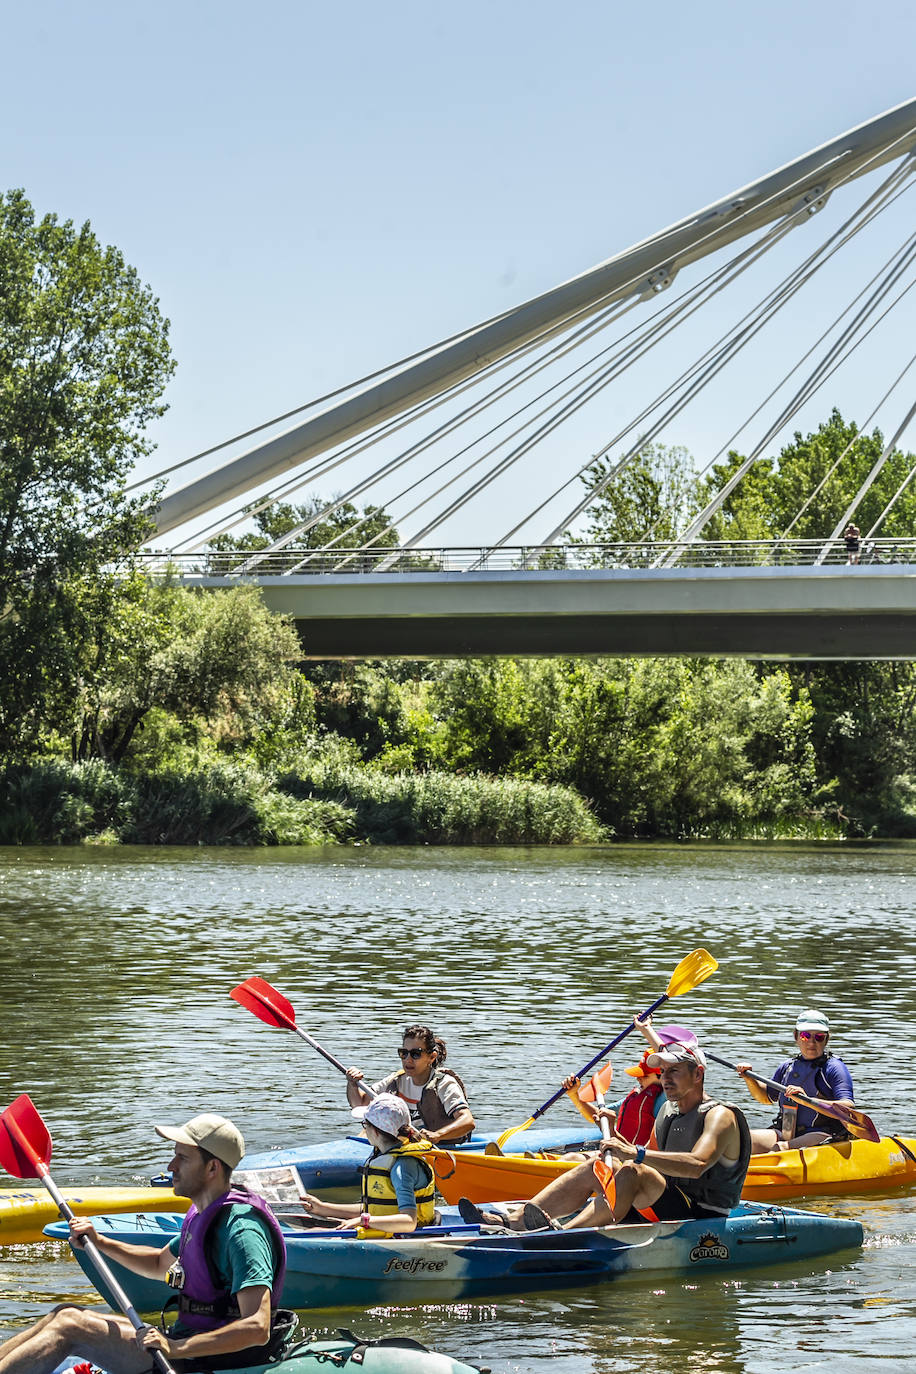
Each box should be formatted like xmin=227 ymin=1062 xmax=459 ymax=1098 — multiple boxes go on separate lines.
xmin=770 ymin=1053 xmax=854 ymax=1136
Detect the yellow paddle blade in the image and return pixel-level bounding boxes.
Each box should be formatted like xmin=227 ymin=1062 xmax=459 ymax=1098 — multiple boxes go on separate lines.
xmin=496 ymin=1116 xmax=535 ymax=1151
xmin=666 ymin=948 xmax=718 ymax=998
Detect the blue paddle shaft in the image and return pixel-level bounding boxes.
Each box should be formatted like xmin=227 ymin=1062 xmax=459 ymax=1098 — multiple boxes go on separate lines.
xmin=529 ymin=991 xmax=671 ymax=1123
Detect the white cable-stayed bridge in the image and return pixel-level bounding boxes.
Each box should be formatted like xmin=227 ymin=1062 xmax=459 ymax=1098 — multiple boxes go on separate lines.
xmin=135 ymin=99 xmax=916 ymax=659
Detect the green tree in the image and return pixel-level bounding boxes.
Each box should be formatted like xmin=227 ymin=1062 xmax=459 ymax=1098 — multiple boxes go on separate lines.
xmin=0 ymin=188 xmax=174 ymax=756
xmin=429 ymin=655 xmax=823 ymax=838
xmin=701 ymin=410 xmax=916 ymax=543
xmin=209 ymin=496 xmax=399 ymax=559
xmin=573 ymin=441 xmax=703 ymax=546
xmin=70 ymin=581 xmax=303 ymax=765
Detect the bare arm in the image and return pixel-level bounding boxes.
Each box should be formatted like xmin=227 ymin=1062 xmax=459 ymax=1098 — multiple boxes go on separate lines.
xmin=143 ymin=1285 xmax=272 ymax=1362
xmin=734 ymin=1063 xmax=773 ymax=1106
xmin=68 ymin=1219 xmax=174 ymax=1280
xmin=419 ymin=1107 xmax=476 ymax=1144
xmin=345 ymin=1066 xmax=371 ymax=1107
xmin=605 ymin=1104 xmax=738 ymax=1179
xmin=563 ymin=1075 xmax=600 ymax=1125
xmin=634 ymin=1013 xmax=664 ymax=1052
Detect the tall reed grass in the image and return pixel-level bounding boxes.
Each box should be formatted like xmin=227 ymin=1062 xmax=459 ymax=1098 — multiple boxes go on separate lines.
xmin=0 ymin=758 xmax=605 ymax=846
xmin=281 ymin=759 xmax=607 ymax=844
xmin=0 ymin=760 xmax=353 ymax=846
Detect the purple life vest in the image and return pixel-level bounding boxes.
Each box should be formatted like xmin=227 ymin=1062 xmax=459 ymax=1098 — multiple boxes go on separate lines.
xmin=172 ymin=1186 xmax=286 ymax=1332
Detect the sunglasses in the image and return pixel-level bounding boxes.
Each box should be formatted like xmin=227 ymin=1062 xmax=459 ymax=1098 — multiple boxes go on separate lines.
xmin=798 ymin=1030 xmax=828 ymax=1043
xmin=398 ymin=1047 xmax=427 ymax=1059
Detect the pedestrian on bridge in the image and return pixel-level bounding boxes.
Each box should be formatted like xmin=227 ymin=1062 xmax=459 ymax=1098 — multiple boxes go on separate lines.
xmin=844 ymin=523 xmax=861 ymax=564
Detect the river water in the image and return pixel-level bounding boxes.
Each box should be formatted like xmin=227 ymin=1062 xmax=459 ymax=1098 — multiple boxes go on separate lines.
xmin=0 ymin=843 xmax=914 ymax=1373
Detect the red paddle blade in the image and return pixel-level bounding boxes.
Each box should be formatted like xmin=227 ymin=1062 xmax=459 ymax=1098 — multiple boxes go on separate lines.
xmin=230 ymin=977 xmax=297 ymax=1031
xmin=578 ymin=1062 xmax=613 ymax=1103
xmin=0 ymin=1095 xmax=51 ymax=1179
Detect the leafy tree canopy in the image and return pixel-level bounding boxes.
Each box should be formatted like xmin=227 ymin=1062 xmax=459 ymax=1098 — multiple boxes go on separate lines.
xmin=573 ymin=441 xmax=703 ymax=545
xmin=70 ymin=580 xmax=303 ymax=765
xmin=209 ymin=496 xmax=399 ymax=554
xmin=700 ymin=409 xmax=916 ymax=543
xmin=0 ymin=188 xmax=175 ymax=755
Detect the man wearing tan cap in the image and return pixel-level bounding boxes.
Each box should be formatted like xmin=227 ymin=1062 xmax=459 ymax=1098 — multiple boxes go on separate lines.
xmin=0 ymin=1113 xmax=289 ymax=1374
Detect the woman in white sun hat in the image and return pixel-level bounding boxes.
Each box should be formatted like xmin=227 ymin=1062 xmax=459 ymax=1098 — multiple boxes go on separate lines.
xmin=736 ymin=1009 xmax=856 ymax=1153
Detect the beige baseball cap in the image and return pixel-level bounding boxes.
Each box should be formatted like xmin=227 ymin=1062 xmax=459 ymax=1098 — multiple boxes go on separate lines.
xmin=155 ymin=1114 xmax=245 ymax=1169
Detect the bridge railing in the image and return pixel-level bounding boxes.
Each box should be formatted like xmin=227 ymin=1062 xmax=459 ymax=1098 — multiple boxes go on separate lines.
xmin=139 ymin=538 xmax=916 ymax=577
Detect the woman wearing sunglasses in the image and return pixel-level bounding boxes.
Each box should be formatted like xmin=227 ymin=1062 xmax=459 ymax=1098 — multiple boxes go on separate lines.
xmin=736 ymin=1009 xmax=855 ymax=1153
xmin=345 ymin=1024 xmax=475 ymax=1145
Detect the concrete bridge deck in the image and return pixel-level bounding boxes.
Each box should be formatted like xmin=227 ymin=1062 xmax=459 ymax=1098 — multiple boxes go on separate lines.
xmin=153 ymin=542 xmax=916 ymax=659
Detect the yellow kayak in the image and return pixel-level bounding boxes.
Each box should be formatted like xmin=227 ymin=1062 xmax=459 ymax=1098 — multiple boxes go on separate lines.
xmin=0 ymin=1187 xmax=189 ymax=1246
xmin=430 ymin=1134 xmax=916 ymax=1206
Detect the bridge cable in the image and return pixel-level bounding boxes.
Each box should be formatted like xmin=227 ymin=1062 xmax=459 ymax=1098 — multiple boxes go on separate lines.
xmin=153 ymin=124 xmax=916 ymax=544
xmin=494 ymin=164 xmax=916 ymax=554
xmin=225 ymin=208 xmax=805 ymax=570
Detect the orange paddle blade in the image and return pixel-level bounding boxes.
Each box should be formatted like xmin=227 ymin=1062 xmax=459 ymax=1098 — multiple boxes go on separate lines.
xmin=592 ymin=1156 xmax=616 ymax=1209
xmin=577 ymin=1063 xmax=613 ymax=1103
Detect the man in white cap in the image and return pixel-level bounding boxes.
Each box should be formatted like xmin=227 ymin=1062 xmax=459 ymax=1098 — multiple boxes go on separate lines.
xmin=0 ymin=1113 xmax=288 ymax=1374
xmin=736 ymin=1009 xmax=856 ymax=1152
xmin=554 ymin=1042 xmax=751 ymax=1229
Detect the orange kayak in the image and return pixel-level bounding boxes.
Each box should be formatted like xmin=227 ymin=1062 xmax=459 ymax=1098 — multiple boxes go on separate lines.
xmin=430 ymin=1135 xmax=916 ymax=1205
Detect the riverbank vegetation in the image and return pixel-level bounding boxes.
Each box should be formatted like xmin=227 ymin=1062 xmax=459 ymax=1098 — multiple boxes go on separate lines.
xmin=4 ymin=189 xmax=916 ymax=845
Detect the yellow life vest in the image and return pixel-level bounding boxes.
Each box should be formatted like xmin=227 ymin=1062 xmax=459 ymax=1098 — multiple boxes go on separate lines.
xmin=360 ymin=1144 xmax=436 ymax=1228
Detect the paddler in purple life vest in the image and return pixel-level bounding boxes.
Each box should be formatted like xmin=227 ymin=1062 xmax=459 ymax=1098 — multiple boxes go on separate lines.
xmin=0 ymin=1112 xmax=289 ymax=1374
xmin=735 ymin=1008 xmax=856 ymax=1153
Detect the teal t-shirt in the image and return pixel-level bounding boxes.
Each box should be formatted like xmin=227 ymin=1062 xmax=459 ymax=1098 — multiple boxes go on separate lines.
xmin=168 ymin=1203 xmax=275 ymax=1336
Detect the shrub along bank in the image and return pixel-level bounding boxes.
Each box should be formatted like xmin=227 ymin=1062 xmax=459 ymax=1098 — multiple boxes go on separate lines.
xmin=0 ymin=758 xmax=604 ymax=847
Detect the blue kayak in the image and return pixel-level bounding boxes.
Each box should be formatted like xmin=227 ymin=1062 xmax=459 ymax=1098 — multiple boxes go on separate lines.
xmin=53 ymin=1330 xmax=486 ymax=1372
xmin=46 ymin=1201 xmax=862 ymax=1310
xmin=230 ymin=1125 xmax=603 ymax=1198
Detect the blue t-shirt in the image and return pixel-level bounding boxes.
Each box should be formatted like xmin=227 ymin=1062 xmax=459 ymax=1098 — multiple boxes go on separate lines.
xmin=389 ymin=1155 xmax=430 ymax=1211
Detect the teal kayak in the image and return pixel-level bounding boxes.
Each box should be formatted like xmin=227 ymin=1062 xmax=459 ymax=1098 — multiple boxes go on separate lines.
xmin=47 ymin=1200 xmax=863 ymax=1310
xmin=53 ymin=1329 xmax=487 ymax=1372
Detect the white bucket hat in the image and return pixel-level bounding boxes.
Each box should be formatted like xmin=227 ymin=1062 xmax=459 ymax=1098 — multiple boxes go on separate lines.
xmin=351 ymin=1092 xmax=411 ymax=1137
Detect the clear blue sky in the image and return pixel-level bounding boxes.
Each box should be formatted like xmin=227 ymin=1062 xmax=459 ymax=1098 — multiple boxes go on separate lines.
xmin=6 ymin=0 xmax=916 ymax=547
